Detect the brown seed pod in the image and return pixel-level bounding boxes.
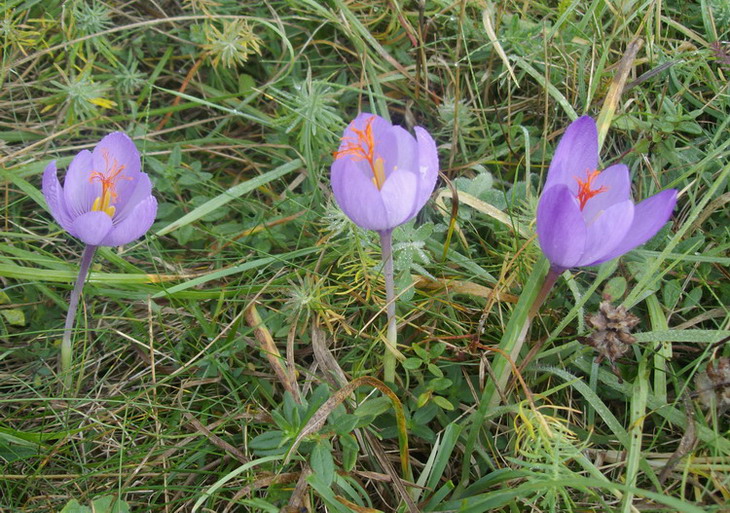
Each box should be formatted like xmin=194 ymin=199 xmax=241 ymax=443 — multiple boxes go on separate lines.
xmin=580 ymin=299 xmax=641 ymax=381
xmin=583 ymin=300 xmax=640 ymax=362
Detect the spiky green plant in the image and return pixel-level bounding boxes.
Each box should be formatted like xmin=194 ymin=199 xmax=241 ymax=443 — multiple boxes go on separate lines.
xmin=115 ymin=57 xmax=146 ymax=95
xmin=48 ymin=67 xmax=114 ymax=123
xmin=276 ymin=75 xmax=342 ymax=174
xmin=203 ymin=19 xmax=262 ymax=68
xmin=71 ymin=0 xmax=111 ymax=36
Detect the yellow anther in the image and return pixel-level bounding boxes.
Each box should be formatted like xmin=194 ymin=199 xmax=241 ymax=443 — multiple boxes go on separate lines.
xmin=372 ymin=157 xmax=386 ymax=190
xmin=91 ymin=194 xmax=116 ymax=217
xmin=88 ymin=148 xmax=130 ymax=218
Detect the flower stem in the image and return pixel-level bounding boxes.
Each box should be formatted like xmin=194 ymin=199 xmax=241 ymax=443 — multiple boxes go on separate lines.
xmin=60 ymin=244 xmax=97 ymax=391
xmin=527 ymin=266 xmax=561 ymax=321
xmin=379 ymin=229 xmax=397 ymax=383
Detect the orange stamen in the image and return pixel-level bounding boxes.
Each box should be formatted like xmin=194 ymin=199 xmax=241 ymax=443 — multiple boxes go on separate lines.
xmin=333 ymin=116 xmax=386 ymax=189
xmin=574 ymin=170 xmax=608 ymax=210
xmin=89 ymin=149 xmax=130 ymax=216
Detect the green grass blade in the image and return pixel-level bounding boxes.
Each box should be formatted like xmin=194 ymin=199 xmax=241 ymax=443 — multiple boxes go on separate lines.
xmin=151 ymin=247 xmax=318 ymax=298
xmin=457 ymin=257 xmax=549 ymax=490
xmin=155 ymin=158 xmax=302 ymax=237
xmin=646 ymin=294 xmax=670 ymax=404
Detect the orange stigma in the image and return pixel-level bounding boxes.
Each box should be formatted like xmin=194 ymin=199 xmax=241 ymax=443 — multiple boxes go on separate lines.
xmin=333 ymin=116 xmax=386 ymax=189
xmin=89 ymin=149 xmax=129 ymax=217
xmin=574 ymin=170 xmax=608 ymax=210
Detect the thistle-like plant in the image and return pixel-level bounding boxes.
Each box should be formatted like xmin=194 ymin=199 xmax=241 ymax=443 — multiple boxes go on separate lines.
xmin=115 ymin=57 xmax=147 ymax=95
xmin=283 ymin=274 xmax=337 ymax=331
xmin=71 ymin=0 xmax=112 ymax=36
xmin=0 ymin=9 xmax=40 ymax=55
xmin=437 ymin=96 xmax=475 ymax=138
xmin=203 ymin=19 xmax=262 ymax=69
xmin=320 ymin=200 xmax=356 ymax=241
xmin=49 ymin=67 xmax=114 ymax=123
xmin=277 ymin=75 xmax=342 ymax=171
xmin=513 ymin=404 xmax=594 ymax=512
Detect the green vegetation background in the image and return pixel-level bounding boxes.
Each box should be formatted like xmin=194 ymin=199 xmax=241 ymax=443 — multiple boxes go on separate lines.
xmin=0 ymin=0 xmax=728 ymax=511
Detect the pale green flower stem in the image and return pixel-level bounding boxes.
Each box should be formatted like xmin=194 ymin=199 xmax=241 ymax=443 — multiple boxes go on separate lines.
xmin=60 ymin=244 xmax=97 ymax=391
xmin=379 ymin=229 xmax=397 ymax=384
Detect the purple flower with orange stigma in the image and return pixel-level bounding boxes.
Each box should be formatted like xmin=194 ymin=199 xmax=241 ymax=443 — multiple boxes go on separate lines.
xmin=43 ymin=132 xmax=157 ymax=247
xmin=330 ymin=113 xmax=439 ymax=382
xmin=331 ymin=112 xmax=439 ymax=233
xmin=42 ymin=132 xmax=157 ymax=390
xmin=536 ymin=116 xmax=677 ymax=273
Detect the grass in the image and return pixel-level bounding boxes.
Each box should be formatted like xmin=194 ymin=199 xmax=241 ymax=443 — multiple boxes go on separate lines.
xmin=1 ymin=0 xmax=729 ymax=511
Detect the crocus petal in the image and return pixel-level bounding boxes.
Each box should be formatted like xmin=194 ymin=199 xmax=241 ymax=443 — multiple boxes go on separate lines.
xmin=579 ymin=199 xmax=634 ymax=266
xmin=63 ymin=149 xmax=99 ymax=218
xmin=92 ymin=132 xmax=141 ymax=177
xmin=580 ymin=164 xmax=631 ymax=223
xmin=377 ymin=125 xmax=417 ymax=180
xmin=414 ymin=126 xmax=439 ymax=206
xmin=545 ymin=116 xmax=598 ymax=194
xmin=112 ymin=173 xmax=153 ymax=223
xmin=92 ymin=132 xmax=142 ymax=209
xmin=379 ymin=168 xmax=419 ymax=228
xmin=69 ymin=211 xmax=113 ymax=245
xmin=536 ymin=185 xmax=587 ymax=270
xmin=100 ymin=196 xmax=158 ymax=246
xmin=331 ymin=157 xmax=391 ymax=231
xmin=351 ymin=112 xmax=391 ymax=140
xmin=42 ymin=161 xmax=73 ymax=231
xmin=108 ymin=173 xmax=143 ymax=217
xmin=590 ymin=189 xmax=678 ymax=265
xmin=337 ymin=113 xmax=391 ymax=157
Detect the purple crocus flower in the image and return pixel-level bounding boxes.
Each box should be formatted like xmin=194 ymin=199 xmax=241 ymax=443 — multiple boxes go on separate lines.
xmin=331 ymin=112 xmax=439 ymax=233
xmin=537 ymin=116 xmax=677 ymax=272
xmin=330 ymin=113 xmax=439 ymax=382
xmin=43 ymin=132 xmax=157 ymax=246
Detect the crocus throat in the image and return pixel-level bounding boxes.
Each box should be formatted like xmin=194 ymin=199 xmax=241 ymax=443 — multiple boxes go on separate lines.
xmin=89 ymin=149 xmax=128 ymax=217
xmin=333 ymin=116 xmax=386 ymax=190
xmin=574 ymin=170 xmax=608 ymax=210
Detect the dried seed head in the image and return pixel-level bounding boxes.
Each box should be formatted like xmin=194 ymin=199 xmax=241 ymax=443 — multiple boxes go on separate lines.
xmin=695 ymin=357 xmax=730 ymax=413
xmin=582 ymin=300 xmax=641 ymax=364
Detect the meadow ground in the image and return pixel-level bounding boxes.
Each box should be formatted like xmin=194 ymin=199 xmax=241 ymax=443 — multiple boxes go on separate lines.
xmin=0 ymin=0 xmax=729 ymax=512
